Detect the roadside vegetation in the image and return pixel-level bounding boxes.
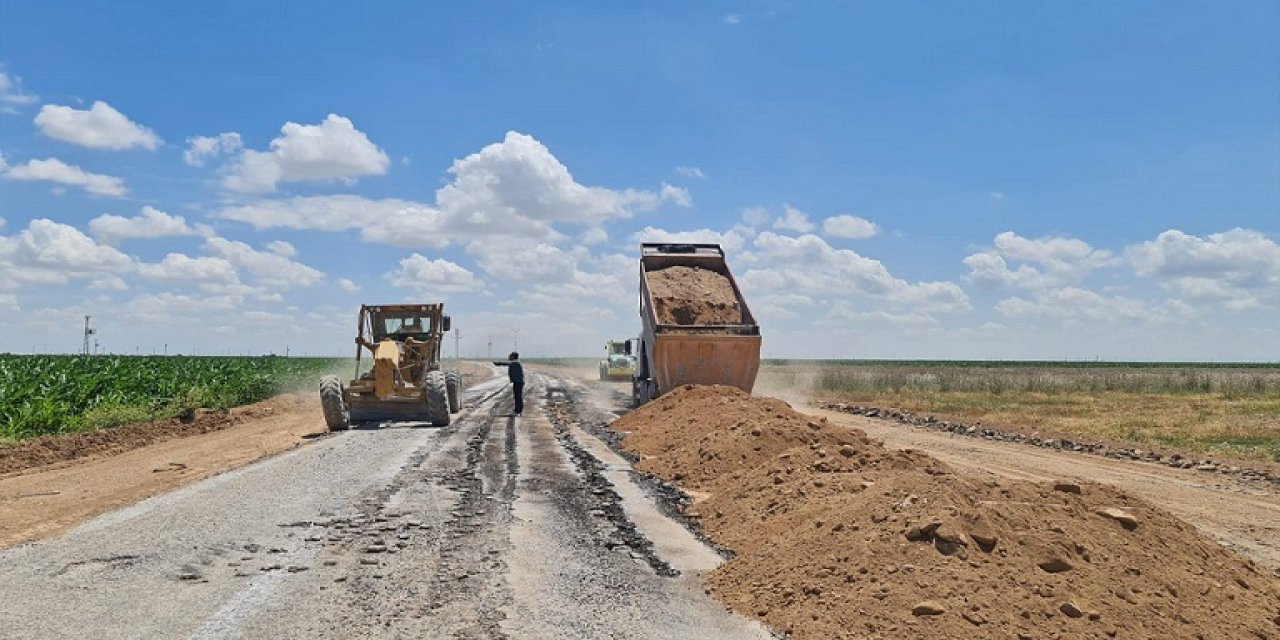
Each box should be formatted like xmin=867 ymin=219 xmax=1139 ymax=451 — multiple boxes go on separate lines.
xmin=0 ymin=355 xmax=350 ymax=441
xmin=760 ymin=360 xmax=1280 ymax=462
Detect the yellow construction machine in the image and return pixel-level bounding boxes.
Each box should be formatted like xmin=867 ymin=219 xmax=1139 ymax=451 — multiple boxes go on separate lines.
xmin=598 ymin=340 xmax=637 ymax=380
xmin=320 ymin=303 xmax=461 ymax=430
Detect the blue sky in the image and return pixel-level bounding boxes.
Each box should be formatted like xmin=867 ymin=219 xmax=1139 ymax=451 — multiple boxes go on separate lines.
xmin=0 ymin=1 xmax=1277 ymax=359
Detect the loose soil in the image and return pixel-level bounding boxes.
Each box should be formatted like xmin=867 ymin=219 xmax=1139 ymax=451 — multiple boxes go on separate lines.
xmin=0 ymin=394 xmax=325 ymax=548
xmin=647 ymin=266 xmax=743 ymax=326
xmin=611 ymin=385 xmax=1280 ymax=639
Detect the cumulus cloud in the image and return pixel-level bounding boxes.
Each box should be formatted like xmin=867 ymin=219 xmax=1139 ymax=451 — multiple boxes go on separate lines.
xmin=184 ymin=132 xmax=243 ymax=167
xmin=660 ymin=183 xmax=693 ymax=207
xmin=964 ymin=231 xmax=1115 ymax=290
xmin=741 ymin=231 xmax=969 ymax=312
xmin=218 ymin=132 xmax=672 ymax=247
xmin=34 ymin=101 xmax=161 ymax=150
xmin=822 ymin=214 xmax=879 ymax=239
xmin=202 ymin=237 xmax=324 ymax=287
xmin=3 ymin=157 xmax=128 ymax=196
xmin=631 ymin=226 xmax=753 ymax=253
xmin=995 ymin=288 xmax=1152 ymax=324
xmin=435 ymin=131 xmax=661 ymax=232
xmin=773 ymin=205 xmax=815 ymax=233
xmin=89 ymin=206 xmax=195 ymax=244
xmin=221 ymin=114 xmax=389 ymax=193
xmin=674 ymin=166 xmax=705 ymax=179
xmin=466 ymin=237 xmax=580 ymax=284
xmin=0 ymin=219 xmax=134 ymax=290
xmin=265 ymin=240 xmax=296 ymax=257
xmin=1126 ymin=228 xmax=1280 ymax=309
xmin=336 ymin=278 xmax=360 ymax=293
xmin=0 ymin=71 xmax=38 ymax=111
xmin=136 ymin=253 xmax=238 ymax=284
xmin=385 ymin=254 xmax=483 ymax=294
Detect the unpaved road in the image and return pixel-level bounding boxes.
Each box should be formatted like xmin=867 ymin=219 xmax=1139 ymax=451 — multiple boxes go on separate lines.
xmin=0 ymin=372 xmax=771 ymax=640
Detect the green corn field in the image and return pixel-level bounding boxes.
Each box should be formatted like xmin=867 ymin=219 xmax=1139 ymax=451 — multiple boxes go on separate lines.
xmin=0 ymin=355 xmax=349 ymax=441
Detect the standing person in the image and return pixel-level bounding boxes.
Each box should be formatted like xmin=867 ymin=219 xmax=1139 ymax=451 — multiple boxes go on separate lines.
xmin=494 ymin=351 xmax=525 ymax=416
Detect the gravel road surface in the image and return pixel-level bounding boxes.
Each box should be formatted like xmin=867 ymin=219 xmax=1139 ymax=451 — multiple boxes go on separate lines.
xmin=0 ymin=372 xmax=772 ymax=640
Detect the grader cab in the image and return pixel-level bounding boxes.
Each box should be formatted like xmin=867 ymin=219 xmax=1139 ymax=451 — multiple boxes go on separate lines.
xmin=319 ymin=303 xmax=461 ymax=430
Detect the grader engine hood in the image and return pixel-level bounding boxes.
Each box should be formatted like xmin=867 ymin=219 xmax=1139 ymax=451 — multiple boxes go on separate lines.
xmin=373 ymin=340 xmax=402 ymax=399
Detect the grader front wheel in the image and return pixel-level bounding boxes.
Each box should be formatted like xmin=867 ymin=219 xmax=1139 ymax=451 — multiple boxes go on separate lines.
xmin=319 ymin=375 xmax=349 ymax=431
xmin=425 ymin=371 xmax=451 ymax=427
xmin=445 ymin=370 xmax=461 ymax=414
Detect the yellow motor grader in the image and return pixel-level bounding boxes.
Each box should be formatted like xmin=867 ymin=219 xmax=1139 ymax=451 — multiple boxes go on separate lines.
xmin=320 ymin=303 xmax=460 ymax=430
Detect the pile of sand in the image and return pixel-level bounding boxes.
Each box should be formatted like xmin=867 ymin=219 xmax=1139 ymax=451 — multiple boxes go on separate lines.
xmin=612 ymin=385 xmax=1280 ymax=639
xmin=647 ymin=266 xmax=744 ymax=326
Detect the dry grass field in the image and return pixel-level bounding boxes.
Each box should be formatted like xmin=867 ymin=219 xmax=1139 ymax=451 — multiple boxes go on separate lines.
xmin=757 ymin=360 xmax=1280 ymax=462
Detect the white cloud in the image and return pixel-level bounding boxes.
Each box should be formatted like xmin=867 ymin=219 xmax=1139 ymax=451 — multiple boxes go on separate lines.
xmin=674 ymin=166 xmax=705 ymax=179
xmin=435 ymin=131 xmax=661 ymax=232
xmin=722 ymin=14 xmax=742 ymax=25
xmin=184 ymin=132 xmax=243 ymax=167
xmin=466 ymin=237 xmax=579 ymax=284
xmin=218 ymin=132 xmax=671 ymax=247
xmin=742 ymin=231 xmax=969 ymax=312
xmin=994 ymin=288 xmax=1152 ymax=324
xmin=385 ymin=254 xmax=483 ymax=294
xmin=0 ymin=293 xmax=17 ymax=310
xmin=773 ymin=205 xmax=815 ymax=233
xmin=89 ymin=206 xmax=195 ymax=243
xmin=336 ymin=278 xmax=360 ymax=293
xmin=822 ymin=214 xmax=879 ymax=239
xmin=265 ymin=240 xmax=296 ymax=257
xmin=137 ymin=253 xmax=238 ymax=284
xmin=1126 ymin=228 xmax=1280 ymax=308
xmin=826 ymin=303 xmax=940 ymax=327
xmin=34 ymin=101 xmax=161 ymax=150
xmin=221 ymin=114 xmax=389 ymax=193
xmin=964 ymin=231 xmax=1115 ymax=290
xmin=660 ymin=183 xmax=693 ymax=207
xmin=0 ymin=219 xmax=134 ymax=290
xmin=202 ymin=237 xmax=324 ymax=287
xmin=4 ymin=157 xmax=128 ymax=196
xmin=631 ymin=226 xmax=753 ymax=253
xmin=0 ymin=71 xmax=38 ymax=109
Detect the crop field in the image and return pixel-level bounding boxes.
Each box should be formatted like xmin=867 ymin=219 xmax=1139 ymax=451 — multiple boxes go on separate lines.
xmin=759 ymin=360 xmax=1280 ymax=462
xmin=0 ymin=355 xmax=350 ymax=441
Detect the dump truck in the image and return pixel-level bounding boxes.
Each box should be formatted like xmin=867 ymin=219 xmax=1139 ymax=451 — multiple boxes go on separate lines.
xmin=319 ymin=303 xmax=461 ymax=430
xmin=631 ymin=243 xmax=761 ymax=405
xmin=599 ymin=340 xmax=637 ymax=380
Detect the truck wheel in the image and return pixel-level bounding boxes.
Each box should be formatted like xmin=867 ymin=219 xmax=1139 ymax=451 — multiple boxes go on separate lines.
xmin=445 ymin=370 xmax=462 ymax=413
xmin=425 ymin=371 xmax=451 ymax=427
xmin=319 ymin=375 xmax=349 ymax=431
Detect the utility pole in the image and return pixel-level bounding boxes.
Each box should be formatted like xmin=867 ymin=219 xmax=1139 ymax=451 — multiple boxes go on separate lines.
xmin=487 ymin=334 xmax=501 ymax=361
xmin=512 ymin=328 xmax=520 ymax=352
xmin=82 ymin=316 xmax=96 ymax=356
xmin=453 ymin=328 xmax=462 ymax=362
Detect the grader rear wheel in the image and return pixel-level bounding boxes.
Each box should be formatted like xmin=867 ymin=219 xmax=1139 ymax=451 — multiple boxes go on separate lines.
xmin=425 ymin=370 xmax=451 ymax=427
xmin=319 ymin=375 xmax=349 ymax=431
xmin=445 ymin=370 xmax=461 ymax=413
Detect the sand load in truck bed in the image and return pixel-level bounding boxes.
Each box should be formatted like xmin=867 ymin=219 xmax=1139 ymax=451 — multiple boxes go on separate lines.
xmin=647 ymin=265 xmax=744 ymax=326
xmin=611 ymin=385 xmax=1280 ymax=640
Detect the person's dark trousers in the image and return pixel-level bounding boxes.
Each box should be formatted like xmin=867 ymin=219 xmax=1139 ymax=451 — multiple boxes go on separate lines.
xmin=513 ymin=383 xmax=525 ymax=415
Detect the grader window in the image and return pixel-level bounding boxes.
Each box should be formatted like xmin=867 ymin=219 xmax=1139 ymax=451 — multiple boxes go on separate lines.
xmin=375 ymin=312 xmax=435 ymax=340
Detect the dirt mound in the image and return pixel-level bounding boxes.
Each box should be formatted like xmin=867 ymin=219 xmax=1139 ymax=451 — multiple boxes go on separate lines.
xmin=0 ymin=394 xmax=310 ymax=477
xmin=648 ymin=266 xmax=743 ymax=326
xmin=611 ymin=385 xmax=1280 ymax=639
